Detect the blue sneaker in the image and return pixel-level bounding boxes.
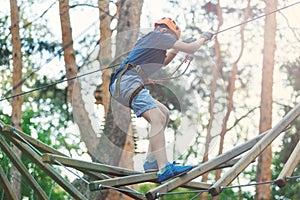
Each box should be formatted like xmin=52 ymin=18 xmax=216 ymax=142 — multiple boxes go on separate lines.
xmin=157 ymin=161 xmax=192 ymax=183
xmin=143 ymin=160 xmax=159 ymax=172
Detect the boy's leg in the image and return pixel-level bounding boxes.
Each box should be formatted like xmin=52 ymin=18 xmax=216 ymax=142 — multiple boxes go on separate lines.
xmin=146 ymin=100 xmax=170 ymax=155
xmin=141 ymin=103 xmax=169 ymax=169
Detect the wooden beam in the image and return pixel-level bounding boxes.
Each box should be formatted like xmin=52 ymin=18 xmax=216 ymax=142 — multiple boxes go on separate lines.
xmin=275 ymin=139 xmax=300 ymax=187
xmin=0 ymin=165 xmax=18 ymax=200
xmin=145 ymin=131 xmax=267 ymax=200
xmin=43 ymin=153 xmax=141 ymax=176
xmin=0 ymin=136 xmax=49 ymax=199
xmin=89 ymin=172 xmax=212 ymax=191
xmin=208 ymin=103 xmax=300 ymax=196
xmin=89 ymin=172 xmax=157 ymax=191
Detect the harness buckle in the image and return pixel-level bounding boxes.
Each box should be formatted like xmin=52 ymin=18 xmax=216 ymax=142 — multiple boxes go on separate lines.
xmin=135 ymin=65 xmax=142 ymax=73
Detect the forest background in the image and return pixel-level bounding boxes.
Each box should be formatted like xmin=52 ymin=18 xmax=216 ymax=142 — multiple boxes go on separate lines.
xmin=0 ymin=0 xmax=299 ymax=199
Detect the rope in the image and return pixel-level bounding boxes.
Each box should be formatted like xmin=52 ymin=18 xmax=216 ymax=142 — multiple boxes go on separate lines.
xmin=221 ymin=180 xmax=275 ymax=190
xmin=287 ymin=175 xmax=300 ymax=180
xmin=214 ymin=1 xmax=300 ymax=36
xmin=145 ymin=55 xmax=193 ymax=84
xmin=155 ymin=175 xmax=300 ymax=199
xmin=0 ymin=62 xmax=121 ymax=102
xmin=48 ymin=180 xmax=55 ymax=199
xmin=53 ymin=159 xmax=90 ymax=185
xmin=9 ymin=127 xmax=43 ymax=157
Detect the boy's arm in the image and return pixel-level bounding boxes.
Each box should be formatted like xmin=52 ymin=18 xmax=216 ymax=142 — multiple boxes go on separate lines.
xmin=163 ymin=32 xmax=213 ymax=66
xmin=172 ymin=32 xmax=213 ymax=54
xmin=163 ymin=49 xmax=179 ymax=66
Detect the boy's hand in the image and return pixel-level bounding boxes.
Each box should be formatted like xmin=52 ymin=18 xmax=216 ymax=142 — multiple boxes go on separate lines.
xmin=201 ymin=32 xmax=214 ymax=41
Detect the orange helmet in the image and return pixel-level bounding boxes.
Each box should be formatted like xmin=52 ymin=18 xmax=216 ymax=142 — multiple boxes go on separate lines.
xmin=154 ymin=17 xmax=181 ymax=39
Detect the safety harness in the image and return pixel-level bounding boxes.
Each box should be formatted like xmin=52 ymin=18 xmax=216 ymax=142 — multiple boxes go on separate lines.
xmin=113 ymin=63 xmax=146 ymax=108
xmin=113 ymin=56 xmax=193 ymax=108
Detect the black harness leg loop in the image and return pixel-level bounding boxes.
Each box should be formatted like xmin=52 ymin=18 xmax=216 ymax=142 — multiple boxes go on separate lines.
xmin=128 ymin=85 xmax=145 ymax=108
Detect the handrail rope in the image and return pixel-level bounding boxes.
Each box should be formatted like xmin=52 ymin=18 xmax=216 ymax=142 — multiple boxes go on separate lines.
xmin=9 ymin=127 xmax=43 ymax=157
xmin=213 ymin=1 xmax=300 ymax=36
xmin=48 ymin=180 xmax=55 ymax=199
xmin=286 ymin=175 xmax=300 ymax=180
xmin=1 ymin=54 xmax=190 ymax=101
xmin=221 ymin=180 xmax=275 ymax=190
xmin=146 ymin=56 xmax=193 ymax=84
xmin=0 ymin=62 xmax=121 ymax=102
xmin=1 ymin=1 xmax=299 ymax=102
xmin=52 ymin=159 xmax=90 ymax=185
xmin=155 ymin=174 xmax=300 ymax=199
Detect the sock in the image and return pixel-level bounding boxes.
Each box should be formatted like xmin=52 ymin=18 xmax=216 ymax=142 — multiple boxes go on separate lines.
xmin=146 ymin=154 xmax=156 ymax=162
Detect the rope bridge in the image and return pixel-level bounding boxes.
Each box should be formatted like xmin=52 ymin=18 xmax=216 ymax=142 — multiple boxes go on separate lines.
xmin=0 ymin=103 xmax=300 ymax=200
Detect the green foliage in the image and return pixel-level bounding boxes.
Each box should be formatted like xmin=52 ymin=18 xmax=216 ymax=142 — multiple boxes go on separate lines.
xmin=271 ymin=132 xmax=300 ymax=199
xmin=0 ymin=16 xmax=10 ymax=66
xmin=0 ymin=107 xmax=73 ymax=199
xmin=281 ymin=58 xmax=300 ymax=92
xmin=272 ymin=57 xmax=300 ymax=200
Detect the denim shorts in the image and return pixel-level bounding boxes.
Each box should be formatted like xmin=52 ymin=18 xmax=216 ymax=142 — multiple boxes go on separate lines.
xmin=110 ymin=74 xmax=157 ymax=117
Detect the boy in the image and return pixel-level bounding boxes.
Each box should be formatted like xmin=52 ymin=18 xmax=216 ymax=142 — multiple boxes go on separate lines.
xmin=110 ymin=17 xmax=213 ymax=182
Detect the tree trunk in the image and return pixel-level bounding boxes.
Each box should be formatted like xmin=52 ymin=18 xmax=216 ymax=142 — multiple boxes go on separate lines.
xmin=58 ymin=0 xmax=77 ymax=100
xmin=98 ymin=0 xmax=112 ymax=119
xmin=96 ymin=0 xmax=144 ymax=166
xmin=255 ymin=0 xmax=277 ymax=199
xmin=114 ymin=0 xmax=143 ymax=168
xmin=201 ymin=1 xmax=223 ymax=199
xmin=10 ymin=0 xmax=23 ymax=198
xmin=214 ymin=1 xmax=250 ymax=194
xmin=58 ymin=0 xmax=102 ymax=157
xmin=96 ymin=1 xmax=143 ymax=199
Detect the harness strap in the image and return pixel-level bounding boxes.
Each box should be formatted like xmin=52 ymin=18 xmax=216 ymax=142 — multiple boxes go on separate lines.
xmin=114 ymin=63 xmax=146 ymax=107
xmin=114 ymin=63 xmax=132 ymax=98
xmin=128 ymin=85 xmax=145 ymax=108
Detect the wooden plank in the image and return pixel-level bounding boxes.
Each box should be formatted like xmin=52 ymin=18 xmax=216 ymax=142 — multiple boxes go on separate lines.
xmin=43 ymin=153 xmax=141 ymax=176
xmin=90 ymin=172 xmax=147 ymax=200
xmin=89 ymin=157 xmax=241 ymax=191
xmin=0 ymin=136 xmax=49 ymax=199
xmin=90 ymin=172 xmax=212 ymax=191
xmin=209 ymin=103 xmax=300 ymax=196
xmin=183 ymin=181 xmax=211 ymax=190
xmin=0 ymin=166 xmax=18 ymax=200
xmin=145 ymin=130 xmax=268 ymax=200
xmin=3 ymin=132 xmax=88 ymax=200
xmin=275 ymin=139 xmax=300 ymax=187
xmin=90 ymin=172 xmax=158 ymax=190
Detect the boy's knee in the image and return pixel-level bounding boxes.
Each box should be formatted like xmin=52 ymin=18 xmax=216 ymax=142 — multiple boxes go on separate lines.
xmin=151 ymin=110 xmax=168 ymax=127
